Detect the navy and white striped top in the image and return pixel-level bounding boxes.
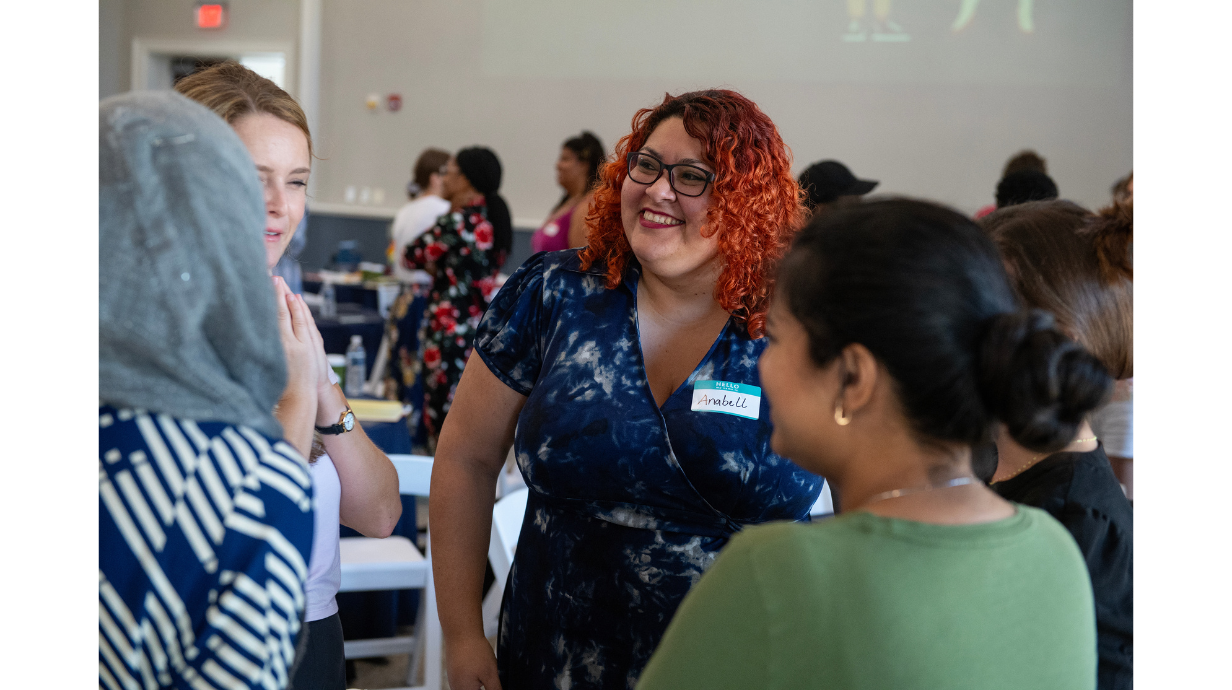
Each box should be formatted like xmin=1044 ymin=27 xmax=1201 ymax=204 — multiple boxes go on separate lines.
xmin=99 ymin=405 xmax=314 ymax=690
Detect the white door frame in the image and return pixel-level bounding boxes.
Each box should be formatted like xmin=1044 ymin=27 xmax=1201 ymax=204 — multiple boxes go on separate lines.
xmin=130 ymin=37 xmax=298 ymax=96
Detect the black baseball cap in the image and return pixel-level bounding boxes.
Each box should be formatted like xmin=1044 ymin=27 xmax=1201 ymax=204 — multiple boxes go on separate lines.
xmin=798 ymin=160 xmax=879 ymax=207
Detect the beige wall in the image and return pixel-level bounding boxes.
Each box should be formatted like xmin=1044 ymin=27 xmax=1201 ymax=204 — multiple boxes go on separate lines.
xmin=100 ymin=0 xmax=1133 ymax=221
xmin=99 ymin=0 xmax=130 ymax=99
xmin=99 ymin=0 xmax=300 ymax=100
xmin=314 ymin=1 xmax=1131 ymax=220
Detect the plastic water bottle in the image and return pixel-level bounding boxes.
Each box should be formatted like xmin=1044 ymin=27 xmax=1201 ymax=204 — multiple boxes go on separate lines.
xmin=345 ymin=335 xmax=366 ymax=398
xmin=320 ymin=281 xmax=337 ymax=318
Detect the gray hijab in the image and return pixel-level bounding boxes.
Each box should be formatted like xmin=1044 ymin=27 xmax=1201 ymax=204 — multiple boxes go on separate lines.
xmin=100 ymin=91 xmax=286 ymax=439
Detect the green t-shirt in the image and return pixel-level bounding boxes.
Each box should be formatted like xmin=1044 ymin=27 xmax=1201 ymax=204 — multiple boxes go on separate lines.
xmin=637 ymin=506 xmax=1096 ymax=690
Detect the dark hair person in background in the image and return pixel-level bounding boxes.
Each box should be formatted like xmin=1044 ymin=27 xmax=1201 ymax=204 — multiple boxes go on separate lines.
xmin=974 ymin=148 xmax=1049 ymax=219
xmin=392 ymin=147 xmax=452 ymax=284
xmin=996 ymin=168 xmax=1060 ymax=208
xmin=99 ymin=90 xmax=314 ymax=690
xmin=431 ymin=89 xmax=820 ymax=690
xmin=1003 ymin=149 xmax=1048 ymax=176
xmin=402 ymin=146 xmax=512 ymax=451
xmin=533 ymin=131 xmax=606 ymax=252
xmin=983 ymin=199 xmax=1133 ymax=690
xmin=638 ymin=199 xmax=1103 ymax=690
xmin=796 ymin=159 xmax=878 ymax=216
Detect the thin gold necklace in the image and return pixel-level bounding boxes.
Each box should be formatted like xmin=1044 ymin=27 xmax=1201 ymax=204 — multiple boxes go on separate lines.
xmin=863 ymin=476 xmax=978 ymax=507
xmin=995 ymin=437 xmax=1098 ymax=483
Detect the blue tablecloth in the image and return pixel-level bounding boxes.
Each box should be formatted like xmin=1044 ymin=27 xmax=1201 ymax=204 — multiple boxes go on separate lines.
xmin=312 ymin=303 xmax=385 ymax=380
xmin=363 ymin=418 xmax=412 ymax=455
xmin=304 ymin=280 xmax=380 ymax=311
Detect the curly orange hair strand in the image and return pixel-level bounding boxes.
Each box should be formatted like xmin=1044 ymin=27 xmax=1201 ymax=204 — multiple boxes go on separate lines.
xmin=579 ymin=90 xmax=805 ymax=338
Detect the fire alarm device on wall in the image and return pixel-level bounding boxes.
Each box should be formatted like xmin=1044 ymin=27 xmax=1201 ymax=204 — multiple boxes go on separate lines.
xmin=387 ymin=94 xmax=403 ymax=112
xmin=196 ymin=2 xmax=228 ymax=29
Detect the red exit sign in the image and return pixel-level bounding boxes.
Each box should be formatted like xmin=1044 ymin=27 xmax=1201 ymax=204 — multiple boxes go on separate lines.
xmin=196 ymin=3 xmax=228 ymax=29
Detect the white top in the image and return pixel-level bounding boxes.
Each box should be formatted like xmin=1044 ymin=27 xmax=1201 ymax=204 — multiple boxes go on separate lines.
xmin=305 ymin=366 xmax=344 ymax=622
xmin=305 ymin=452 xmax=342 ymax=621
xmin=1090 ymin=378 xmax=1133 ymax=459
xmin=391 ymin=195 xmax=451 ymax=283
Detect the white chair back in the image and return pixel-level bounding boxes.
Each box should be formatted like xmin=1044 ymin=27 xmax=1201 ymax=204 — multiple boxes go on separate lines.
xmin=390 ymin=454 xmax=434 ymax=497
xmin=489 ymin=488 xmax=528 ymax=576
xmin=337 ymin=453 xmax=441 ymax=689
xmin=481 ymin=487 xmax=528 ymax=638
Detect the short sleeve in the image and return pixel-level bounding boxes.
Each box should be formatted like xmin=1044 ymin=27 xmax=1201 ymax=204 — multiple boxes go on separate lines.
xmin=475 ymin=252 xmax=550 ymax=396
xmin=1057 ymin=503 xmax=1133 ymax=678
xmin=1057 ymin=505 xmax=1132 ymax=618
xmin=1089 ymin=399 xmax=1133 ymax=458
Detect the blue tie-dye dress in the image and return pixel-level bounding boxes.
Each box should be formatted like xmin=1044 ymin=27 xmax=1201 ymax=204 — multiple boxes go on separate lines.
xmin=475 ymin=249 xmax=824 ymax=690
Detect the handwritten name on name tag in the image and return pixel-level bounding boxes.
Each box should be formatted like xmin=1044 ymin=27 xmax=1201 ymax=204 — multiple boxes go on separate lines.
xmin=691 ymin=380 xmax=761 ymax=420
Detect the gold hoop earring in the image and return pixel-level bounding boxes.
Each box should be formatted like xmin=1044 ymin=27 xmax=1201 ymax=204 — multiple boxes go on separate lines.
xmin=834 ymin=402 xmax=852 ymax=426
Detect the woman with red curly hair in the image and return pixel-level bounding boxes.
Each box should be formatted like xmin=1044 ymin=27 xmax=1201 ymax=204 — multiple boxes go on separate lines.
xmin=429 ymin=90 xmax=824 ymax=690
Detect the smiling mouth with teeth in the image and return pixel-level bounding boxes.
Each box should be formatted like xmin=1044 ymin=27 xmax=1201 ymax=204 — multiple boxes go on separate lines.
xmin=642 ymin=210 xmax=684 ymax=226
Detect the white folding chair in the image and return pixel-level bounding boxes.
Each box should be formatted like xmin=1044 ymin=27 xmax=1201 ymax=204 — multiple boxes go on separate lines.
xmin=481 ymin=487 xmax=529 ymax=639
xmin=338 ymin=454 xmax=442 ymax=690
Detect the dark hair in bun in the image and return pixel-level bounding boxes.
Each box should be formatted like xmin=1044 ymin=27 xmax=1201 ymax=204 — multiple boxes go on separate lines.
xmin=978 ymin=311 xmax=1113 ymax=451
xmin=778 ymin=199 xmax=1113 ymax=452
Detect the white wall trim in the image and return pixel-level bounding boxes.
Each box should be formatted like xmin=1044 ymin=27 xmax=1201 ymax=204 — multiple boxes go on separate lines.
xmin=130 ymin=37 xmax=297 ymax=94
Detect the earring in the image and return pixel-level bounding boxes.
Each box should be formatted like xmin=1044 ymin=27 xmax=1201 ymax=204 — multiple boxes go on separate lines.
xmin=834 ymin=402 xmax=852 ymax=426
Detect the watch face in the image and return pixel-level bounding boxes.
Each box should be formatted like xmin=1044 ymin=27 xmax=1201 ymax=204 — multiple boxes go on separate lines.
xmin=343 ymin=411 xmax=355 ymax=431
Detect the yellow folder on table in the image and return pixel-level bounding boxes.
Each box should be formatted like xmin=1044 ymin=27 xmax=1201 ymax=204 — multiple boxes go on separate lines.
xmin=346 ymin=399 xmax=405 ymax=423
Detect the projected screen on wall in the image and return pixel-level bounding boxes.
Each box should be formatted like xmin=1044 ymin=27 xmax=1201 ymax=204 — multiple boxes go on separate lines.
xmin=481 ymin=0 xmax=1130 ymax=88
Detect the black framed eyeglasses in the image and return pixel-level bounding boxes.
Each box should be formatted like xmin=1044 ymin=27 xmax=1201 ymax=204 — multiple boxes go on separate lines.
xmin=626 ymin=151 xmax=715 ymax=197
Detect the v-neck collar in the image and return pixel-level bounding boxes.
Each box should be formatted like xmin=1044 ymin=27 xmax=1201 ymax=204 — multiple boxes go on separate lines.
xmin=560 ymin=249 xmax=740 ymax=409
xmin=629 ymin=270 xmax=733 ymax=412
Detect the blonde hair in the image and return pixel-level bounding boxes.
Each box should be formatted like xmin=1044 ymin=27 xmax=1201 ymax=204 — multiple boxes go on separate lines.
xmin=175 ymin=60 xmax=313 ymax=160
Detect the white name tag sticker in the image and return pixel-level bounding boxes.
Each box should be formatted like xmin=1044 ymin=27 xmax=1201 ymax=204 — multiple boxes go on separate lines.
xmin=691 ymin=380 xmax=761 ymax=420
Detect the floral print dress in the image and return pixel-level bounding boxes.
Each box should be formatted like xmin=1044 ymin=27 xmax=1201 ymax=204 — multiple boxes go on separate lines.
xmin=475 ymin=249 xmax=824 ymax=690
xmin=402 ymin=198 xmax=504 ymax=447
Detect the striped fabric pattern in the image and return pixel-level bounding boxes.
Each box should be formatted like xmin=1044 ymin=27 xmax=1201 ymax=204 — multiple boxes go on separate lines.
xmin=99 ymin=405 xmax=315 ymax=690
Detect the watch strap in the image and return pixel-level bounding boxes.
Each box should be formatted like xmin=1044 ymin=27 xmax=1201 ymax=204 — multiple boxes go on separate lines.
xmin=315 ymin=408 xmax=354 ymax=435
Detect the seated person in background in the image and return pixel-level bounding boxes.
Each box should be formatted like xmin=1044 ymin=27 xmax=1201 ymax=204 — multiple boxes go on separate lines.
xmin=176 ymin=61 xmax=403 ymax=690
xmin=532 ymin=131 xmax=606 ymax=252
xmin=983 ymin=199 xmax=1133 ymax=690
xmin=974 ymin=149 xmax=1048 ymax=218
xmin=638 ymin=199 xmax=1103 ymax=690
xmin=99 ymin=90 xmax=314 ymax=690
xmin=996 ymin=168 xmax=1059 ymax=209
xmin=796 ymin=159 xmax=878 ymax=217
xmin=392 ymin=148 xmax=453 ymax=284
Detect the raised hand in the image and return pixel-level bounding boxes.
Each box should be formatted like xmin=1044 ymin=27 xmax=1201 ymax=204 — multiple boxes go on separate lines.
xmin=272 ymin=276 xmax=319 ymax=458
